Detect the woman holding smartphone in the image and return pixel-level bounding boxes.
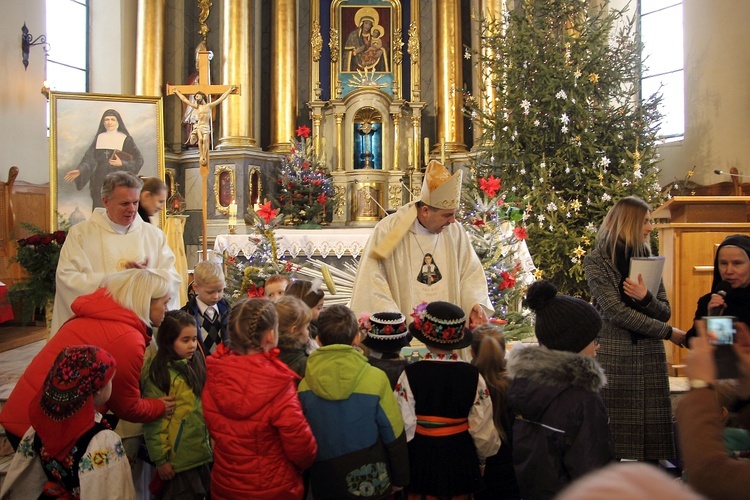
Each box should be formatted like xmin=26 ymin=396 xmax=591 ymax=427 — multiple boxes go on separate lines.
xmin=584 ymin=196 xmax=686 ymax=462
xmin=686 ymin=234 xmax=750 ymax=342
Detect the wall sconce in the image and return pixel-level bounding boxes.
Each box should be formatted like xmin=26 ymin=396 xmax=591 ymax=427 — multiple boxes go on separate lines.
xmin=22 ymin=23 xmax=48 ymax=70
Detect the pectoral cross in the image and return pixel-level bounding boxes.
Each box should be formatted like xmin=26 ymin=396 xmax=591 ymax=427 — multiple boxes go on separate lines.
xmin=167 ymin=50 xmax=240 ymax=260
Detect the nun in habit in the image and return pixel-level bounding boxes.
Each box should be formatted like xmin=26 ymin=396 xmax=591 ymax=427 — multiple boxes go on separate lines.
xmin=64 ymin=109 xmax=144 ymax=210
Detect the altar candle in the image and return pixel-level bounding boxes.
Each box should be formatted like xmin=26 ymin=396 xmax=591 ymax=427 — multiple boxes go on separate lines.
xmin=424 ymin=137 xmax=430 ymax=166
xmin=441 ymin=137 xmax=446 ymax=164
xmin=408 ymin=138 xmax=413 ymax=166
xmin=228 ymin=200 xmax=237 ymax=226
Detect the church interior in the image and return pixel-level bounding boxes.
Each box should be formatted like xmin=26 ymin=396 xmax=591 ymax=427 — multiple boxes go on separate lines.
xmin=1 ymin=0 xmax=750 ymax=493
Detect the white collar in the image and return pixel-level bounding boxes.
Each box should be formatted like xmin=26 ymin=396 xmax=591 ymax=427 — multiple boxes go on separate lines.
xmin=196 ymin=299 xmax=218 ymax=316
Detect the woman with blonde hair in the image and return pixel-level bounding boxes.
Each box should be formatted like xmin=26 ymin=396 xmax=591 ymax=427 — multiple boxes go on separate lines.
xmin=583 ymin=196 xmax=686 ymax=461
xmin=0 ymin=268 xmax=177 ymax=449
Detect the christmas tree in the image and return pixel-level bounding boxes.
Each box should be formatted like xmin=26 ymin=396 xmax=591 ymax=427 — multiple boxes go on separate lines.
xmin=274 ymin=126 xmax=337 ymax=226
xmin=223 ymin=202 xmax=300 ymax=301
xmin=460 ymin=166 xmax=536 ymax=340
xmin=465 ymin=0 xmax=666 ymax=298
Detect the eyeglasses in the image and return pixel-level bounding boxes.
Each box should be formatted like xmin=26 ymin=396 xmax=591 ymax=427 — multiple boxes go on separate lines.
xmin=594 ymin=336 xmax=601 ymax=346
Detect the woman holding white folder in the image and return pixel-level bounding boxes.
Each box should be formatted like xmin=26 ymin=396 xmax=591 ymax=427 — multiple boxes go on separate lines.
xmin=584 ymin=196 xmax=686 ymax=461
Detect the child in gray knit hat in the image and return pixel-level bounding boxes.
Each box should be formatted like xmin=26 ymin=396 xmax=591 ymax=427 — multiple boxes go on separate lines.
xmin=507 ymin=280 xmax=612 ymax=499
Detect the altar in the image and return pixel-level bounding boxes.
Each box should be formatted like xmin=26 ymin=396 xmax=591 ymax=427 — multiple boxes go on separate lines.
xmin=214 ymin=228 xmax=372 ymax=260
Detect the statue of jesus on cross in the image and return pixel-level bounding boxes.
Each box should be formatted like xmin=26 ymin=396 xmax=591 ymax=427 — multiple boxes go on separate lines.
xmin=166 ymin=49 xmax=240 ymax=260
xmin=173 ymin=86 xmax=237 ymax=167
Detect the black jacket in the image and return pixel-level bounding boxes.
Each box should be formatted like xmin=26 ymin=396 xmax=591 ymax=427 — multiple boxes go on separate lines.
xmin=507 ymin=345 xmax=612 ymax=500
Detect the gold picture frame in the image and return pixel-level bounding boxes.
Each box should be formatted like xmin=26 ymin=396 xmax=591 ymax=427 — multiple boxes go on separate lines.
xmin=247 ymin=166 xmax=263 ymax=210
xmin=213 ymin=164 xmax=236 ymax=215
xmin=49 ymin=92 xmax=165 ymax=229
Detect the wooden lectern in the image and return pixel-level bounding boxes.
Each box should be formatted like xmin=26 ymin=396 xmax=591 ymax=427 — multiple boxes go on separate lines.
xmin=653 ymin=196 xmax=750 ymax=367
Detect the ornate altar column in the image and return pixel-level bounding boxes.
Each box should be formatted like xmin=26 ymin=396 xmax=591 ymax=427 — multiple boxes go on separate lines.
xmin=135 ymin=0 xmax=165 ymax=96
xmin=471 ymin=0 xmax=506 ymax=142
xmin=268 ymin=0 xmax=297 ymax=153
xmin=435 ymin=0 xmax=467 ymax=154
xmin=218 ymin=0 xmax=256 ymax=149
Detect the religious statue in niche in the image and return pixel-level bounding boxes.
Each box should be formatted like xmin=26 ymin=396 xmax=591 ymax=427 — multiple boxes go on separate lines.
xmin=342 ymin=6 xmax=390 ymax=72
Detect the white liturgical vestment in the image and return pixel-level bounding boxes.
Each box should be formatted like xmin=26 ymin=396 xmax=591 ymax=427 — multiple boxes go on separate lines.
xmin=350 ymin=203 xmax=492 ymax=321
xmin=50 ymin=208 xmax=181 ymax=335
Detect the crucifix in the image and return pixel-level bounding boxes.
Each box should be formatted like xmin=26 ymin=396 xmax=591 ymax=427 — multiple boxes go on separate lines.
xmin=167 ymin=50 xmax=240 ymax=260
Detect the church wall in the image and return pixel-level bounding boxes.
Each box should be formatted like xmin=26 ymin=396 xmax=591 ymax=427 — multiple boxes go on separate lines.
xmin=656 ymin=0 xmax=750 ymax=186
xmin=1 ymin=0 xmax=48 ymax=185
xmin=89 ymin=0 xmax=137 ymax=95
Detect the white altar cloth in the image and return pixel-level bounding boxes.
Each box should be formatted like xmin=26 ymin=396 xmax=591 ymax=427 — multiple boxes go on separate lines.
xmin=214 ymin=228 xmax=373 ymax=259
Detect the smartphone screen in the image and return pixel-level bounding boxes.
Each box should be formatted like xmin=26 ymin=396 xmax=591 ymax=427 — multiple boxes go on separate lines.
xmin=703 ymin=316 xmax=740 ymax=379
xmin=705 ymin=316 xmax=736 ymax=345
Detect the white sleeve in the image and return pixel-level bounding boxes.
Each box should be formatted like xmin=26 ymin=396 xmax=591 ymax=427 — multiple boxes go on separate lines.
xmin=78 ymin=430 xmax=135 ymax=500
xmin=468 ymin=373 xmax=501 ymax=460
xmin=395 ymin=371 xmax=416 ymax=441
xmin=0 ymin=428 xmax=46 ymax=499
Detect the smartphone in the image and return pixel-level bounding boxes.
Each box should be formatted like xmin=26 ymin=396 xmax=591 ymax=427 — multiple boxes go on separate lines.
xmin=703 ymin=316 xmax=740 ymax=379
xmin=706 ymin=316 xmax=736 ymax=345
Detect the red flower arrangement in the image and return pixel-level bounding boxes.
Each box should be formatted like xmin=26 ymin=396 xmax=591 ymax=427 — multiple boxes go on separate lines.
xmin=10 ymin=226 xmax=68 ymax=313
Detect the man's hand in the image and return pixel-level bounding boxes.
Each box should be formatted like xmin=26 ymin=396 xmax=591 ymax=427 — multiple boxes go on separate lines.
xmin=124 ymin=257 xmax=149 ymax=269
xmin=470 ymin=304 xmax=489 ymax=329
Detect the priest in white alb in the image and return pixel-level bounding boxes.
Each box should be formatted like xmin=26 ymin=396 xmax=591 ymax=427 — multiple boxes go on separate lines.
xmin=350 ymin=161 xmax=492 ymax=327
xmin=50 ymin=171 xmax=181 ymax=336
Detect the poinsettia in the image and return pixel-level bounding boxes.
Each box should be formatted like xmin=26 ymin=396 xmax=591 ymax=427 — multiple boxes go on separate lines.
xmin=257 ymin=201 xmax=279 ymax=224
xmin=479 ymin=175 xmax=502 ymax=198
xmin=295 ymin=125 xmax=311 ymax=138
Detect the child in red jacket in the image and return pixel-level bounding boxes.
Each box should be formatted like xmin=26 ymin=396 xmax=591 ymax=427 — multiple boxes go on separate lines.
xmin=202 ymin=298 xmax=317 ymax=499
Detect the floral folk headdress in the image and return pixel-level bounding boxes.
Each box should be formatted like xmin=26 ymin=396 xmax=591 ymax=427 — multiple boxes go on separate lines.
xmin=408 ymin=301 xmax=473 ymax=350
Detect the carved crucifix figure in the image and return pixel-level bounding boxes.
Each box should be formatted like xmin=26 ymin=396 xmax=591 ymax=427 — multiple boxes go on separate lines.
xmin=166 ymin=50 xmax=239 ymax=260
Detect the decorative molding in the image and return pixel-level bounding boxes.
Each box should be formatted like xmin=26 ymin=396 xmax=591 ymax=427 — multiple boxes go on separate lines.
xmin=213 ymin=164 xmax=235 ymax=215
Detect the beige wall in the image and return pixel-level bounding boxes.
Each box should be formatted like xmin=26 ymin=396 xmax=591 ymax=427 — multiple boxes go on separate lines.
xmin=1 ymin=0 xmax=749 ymax=189
xmin=0 ymin=0 xmax=137 ymax=185
xmin=657 ymin=0 xmax=750 ymax=186
xmin=1 ymin=1 xmax=48 ymax=184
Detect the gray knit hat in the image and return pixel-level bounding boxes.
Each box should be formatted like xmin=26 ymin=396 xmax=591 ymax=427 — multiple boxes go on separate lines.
xmin=524 ymin=280 xmax=602 ymax=353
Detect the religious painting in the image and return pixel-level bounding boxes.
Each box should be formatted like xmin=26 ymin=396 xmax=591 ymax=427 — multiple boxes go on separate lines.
xmin=50 ymin=92 xmax=164 ymax=229
xmin=213 ymin=165 xmax=236 ymax=215
xmin=340 ymin=5 xmax=392 ymax=73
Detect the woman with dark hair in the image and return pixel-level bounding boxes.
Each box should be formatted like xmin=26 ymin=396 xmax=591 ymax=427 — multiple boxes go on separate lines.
xmin=686 ymin=234 xmax=750 ymax=342
xmin=583 ymin=196 xmax=686 ymax=462
xmin=64 ymin=108 xmax=144 ymax=209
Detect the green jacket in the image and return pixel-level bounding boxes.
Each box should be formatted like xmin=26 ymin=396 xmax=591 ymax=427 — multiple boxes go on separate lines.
xmin=141 ymin=358 xmax=213 ymax=472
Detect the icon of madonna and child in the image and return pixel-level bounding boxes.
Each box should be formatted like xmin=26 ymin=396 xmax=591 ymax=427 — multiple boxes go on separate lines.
xmin=342 ymin=6 xmax=391 ymax=72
